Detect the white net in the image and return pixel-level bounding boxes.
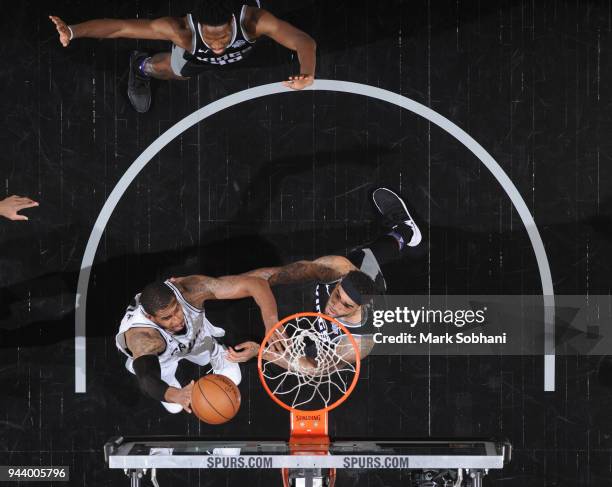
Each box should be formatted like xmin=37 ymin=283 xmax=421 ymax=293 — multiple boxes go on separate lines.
xmin=259 ymin=314 xmax=360 ymax=411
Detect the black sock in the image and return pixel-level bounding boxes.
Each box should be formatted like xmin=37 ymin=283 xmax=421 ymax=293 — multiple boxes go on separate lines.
xmin=387 ymin=222 xmax=414 ymax=251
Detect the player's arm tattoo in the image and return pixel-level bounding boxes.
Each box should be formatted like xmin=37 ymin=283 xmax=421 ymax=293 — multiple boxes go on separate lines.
xmin=268 ymin=256 xmax=357 ymax=286
xmin=125 ymin=328 xmax=166 ymax=359
xmin=174 ymin=275 xmax=253 ymax=306
xmin=241 ymin=267 xmax=280 ymax=280
xmin=268 ymin=262 xmax=323 ymax=285
xmin=358 ymin=335 xmax=375 ymax=359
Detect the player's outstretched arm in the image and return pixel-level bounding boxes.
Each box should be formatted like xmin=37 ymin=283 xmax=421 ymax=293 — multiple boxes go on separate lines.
xmin=228 ymin=341 xmax=291 ymax=365
xmin=242 ymin=256 xmax=356 ymax=285
xmin=228 ymin=341 xmax=300 ymax=370
xmin=49 ymin=15 xmax=185 ymax=47
xmin=227 ymin=341 xmax=260 ymax=362
xmin=249 ymin=9 xmax=317 ymax=90
xmin=171 ymin=275 xmax=279 ymax=331
xmin=241 ymin=266 xmax=281 ymax=281
xmin=261 ymin=256 xmax=357 ymax=286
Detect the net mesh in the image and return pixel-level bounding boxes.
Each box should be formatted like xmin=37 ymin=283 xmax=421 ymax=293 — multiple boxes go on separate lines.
xmin=260 ymin=314 xmax=359 ymax=411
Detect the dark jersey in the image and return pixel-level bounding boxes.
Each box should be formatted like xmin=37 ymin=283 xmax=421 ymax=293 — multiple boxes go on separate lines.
xmin=182 ymin=0 xmax=260 ymax=67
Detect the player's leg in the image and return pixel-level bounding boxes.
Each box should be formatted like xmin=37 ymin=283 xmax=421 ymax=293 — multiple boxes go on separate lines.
xmin=184 ymin=339 xmax=242 ymax=386
xmin=142 ymin=51 xmax=190 ymax=80
xmin=347 ymin=187 xmax=423 ymax=291
xmin=127 ymin=49 xmax=189 ymax=113
xmin=372 ymin=187 xmax=422 ymax=249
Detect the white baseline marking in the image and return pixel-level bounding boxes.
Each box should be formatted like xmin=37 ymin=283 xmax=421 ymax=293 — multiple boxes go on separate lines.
xmin=75 ymin=80 xmax=555 ymax=392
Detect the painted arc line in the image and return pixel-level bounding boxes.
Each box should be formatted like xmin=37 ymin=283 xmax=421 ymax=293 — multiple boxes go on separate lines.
xmin=74 ymin=80 xmax=556 ymax=393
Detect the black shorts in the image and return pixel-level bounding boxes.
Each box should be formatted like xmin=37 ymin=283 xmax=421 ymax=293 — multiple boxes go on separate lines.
xmin=170 ymin=44 xmax=257 ymax=77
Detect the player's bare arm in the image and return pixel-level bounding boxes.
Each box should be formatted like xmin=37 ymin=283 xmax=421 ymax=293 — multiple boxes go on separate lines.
xmin=241 ymin=266 xmax=280 ymax=281
xmin=245 ymin=256 xmax=357 ymax=286
xmin=49 ymin=15 xmax=192 ymax=49
xmin=171 ymin=275 xmax=279 ymax=330
xmin=228 ymin=342 xmax=313 ymax=371
xmin=227 ymin=341 xmax=260 ymax=363
xmin=245 ymin=8 xmax=317 ymax=90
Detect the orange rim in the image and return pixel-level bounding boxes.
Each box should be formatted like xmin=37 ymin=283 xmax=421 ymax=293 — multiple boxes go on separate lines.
xmin=257 ymin=312 xmax=361 ymax=413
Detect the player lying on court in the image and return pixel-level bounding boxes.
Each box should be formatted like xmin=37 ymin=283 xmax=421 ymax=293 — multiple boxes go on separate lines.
xmin=227 ymin=187 xmax=423 ymax=371
xmin=115 ymin=274 xmax=278 ymax=414
xmin=50 ymin=0 xmax=316 ymax=113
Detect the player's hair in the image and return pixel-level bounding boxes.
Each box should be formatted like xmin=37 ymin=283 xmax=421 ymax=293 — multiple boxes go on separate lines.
xmin=341 ymin=271 xmax=377 ymax=303
xmin=192 ymin=0 xmax=234 ymax=27
xmin=140 ymin=281 xmax=175 ymax=315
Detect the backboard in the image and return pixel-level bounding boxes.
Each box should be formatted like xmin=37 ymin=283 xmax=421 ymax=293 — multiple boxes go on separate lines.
xmin=104 ymin=436 xmax=511 ymax=487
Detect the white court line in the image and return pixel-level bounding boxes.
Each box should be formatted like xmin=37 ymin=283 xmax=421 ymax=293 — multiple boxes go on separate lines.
xmin=74 ymin=80 xmax=556 ymax=392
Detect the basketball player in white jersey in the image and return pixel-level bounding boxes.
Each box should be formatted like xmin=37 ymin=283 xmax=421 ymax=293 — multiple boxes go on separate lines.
xmin=50 ymin=0 xmax=316 ymax=112
xmin=116 ymin=274 xmax=278 ymax=413
xmin=226 ymin=187 xmax=423 ymax=367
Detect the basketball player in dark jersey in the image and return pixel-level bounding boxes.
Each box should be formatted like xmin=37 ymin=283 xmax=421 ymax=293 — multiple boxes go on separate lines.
xmin=50 ymin=0 xmax=316 ymax=112
xmin=226 ymin=187 xmax=423 ymax=367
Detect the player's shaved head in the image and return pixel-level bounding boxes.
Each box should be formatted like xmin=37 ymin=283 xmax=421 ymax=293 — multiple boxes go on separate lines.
xmin=140 ymin=281 xmax=175 ymax=316
xmin=192 ymin=0 xmax=233 ymax=26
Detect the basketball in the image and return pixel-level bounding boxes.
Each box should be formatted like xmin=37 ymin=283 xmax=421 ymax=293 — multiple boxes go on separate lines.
xmin=191 ymin=374 xmax=241 ymax=424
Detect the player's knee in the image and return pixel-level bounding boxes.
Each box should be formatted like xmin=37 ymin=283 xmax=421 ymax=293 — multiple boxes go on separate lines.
xmin=162 ymin=401 xmax=183 ymax=414
xmin=231 ymin=367 xmax=242 ymax=386
xmin=151 ymin=52 xmax=187 ymax=80
xmin=225 ymin=363 xmax=242 ymax=386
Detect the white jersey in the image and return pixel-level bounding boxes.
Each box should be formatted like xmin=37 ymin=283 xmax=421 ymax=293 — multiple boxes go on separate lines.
xmin=115 ymin=280 xmax=225 ymax=373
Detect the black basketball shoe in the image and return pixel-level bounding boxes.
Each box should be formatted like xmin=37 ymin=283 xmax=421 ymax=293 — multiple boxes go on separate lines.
xmin=372 ymin=187 xmax=422 ymax=247
xmin=128 ymin=51 xmax=152 ymax=113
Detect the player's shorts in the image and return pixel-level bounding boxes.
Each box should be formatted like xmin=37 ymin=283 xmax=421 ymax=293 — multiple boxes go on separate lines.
xmin=170 ymin=45 xmax=253 ymax=78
